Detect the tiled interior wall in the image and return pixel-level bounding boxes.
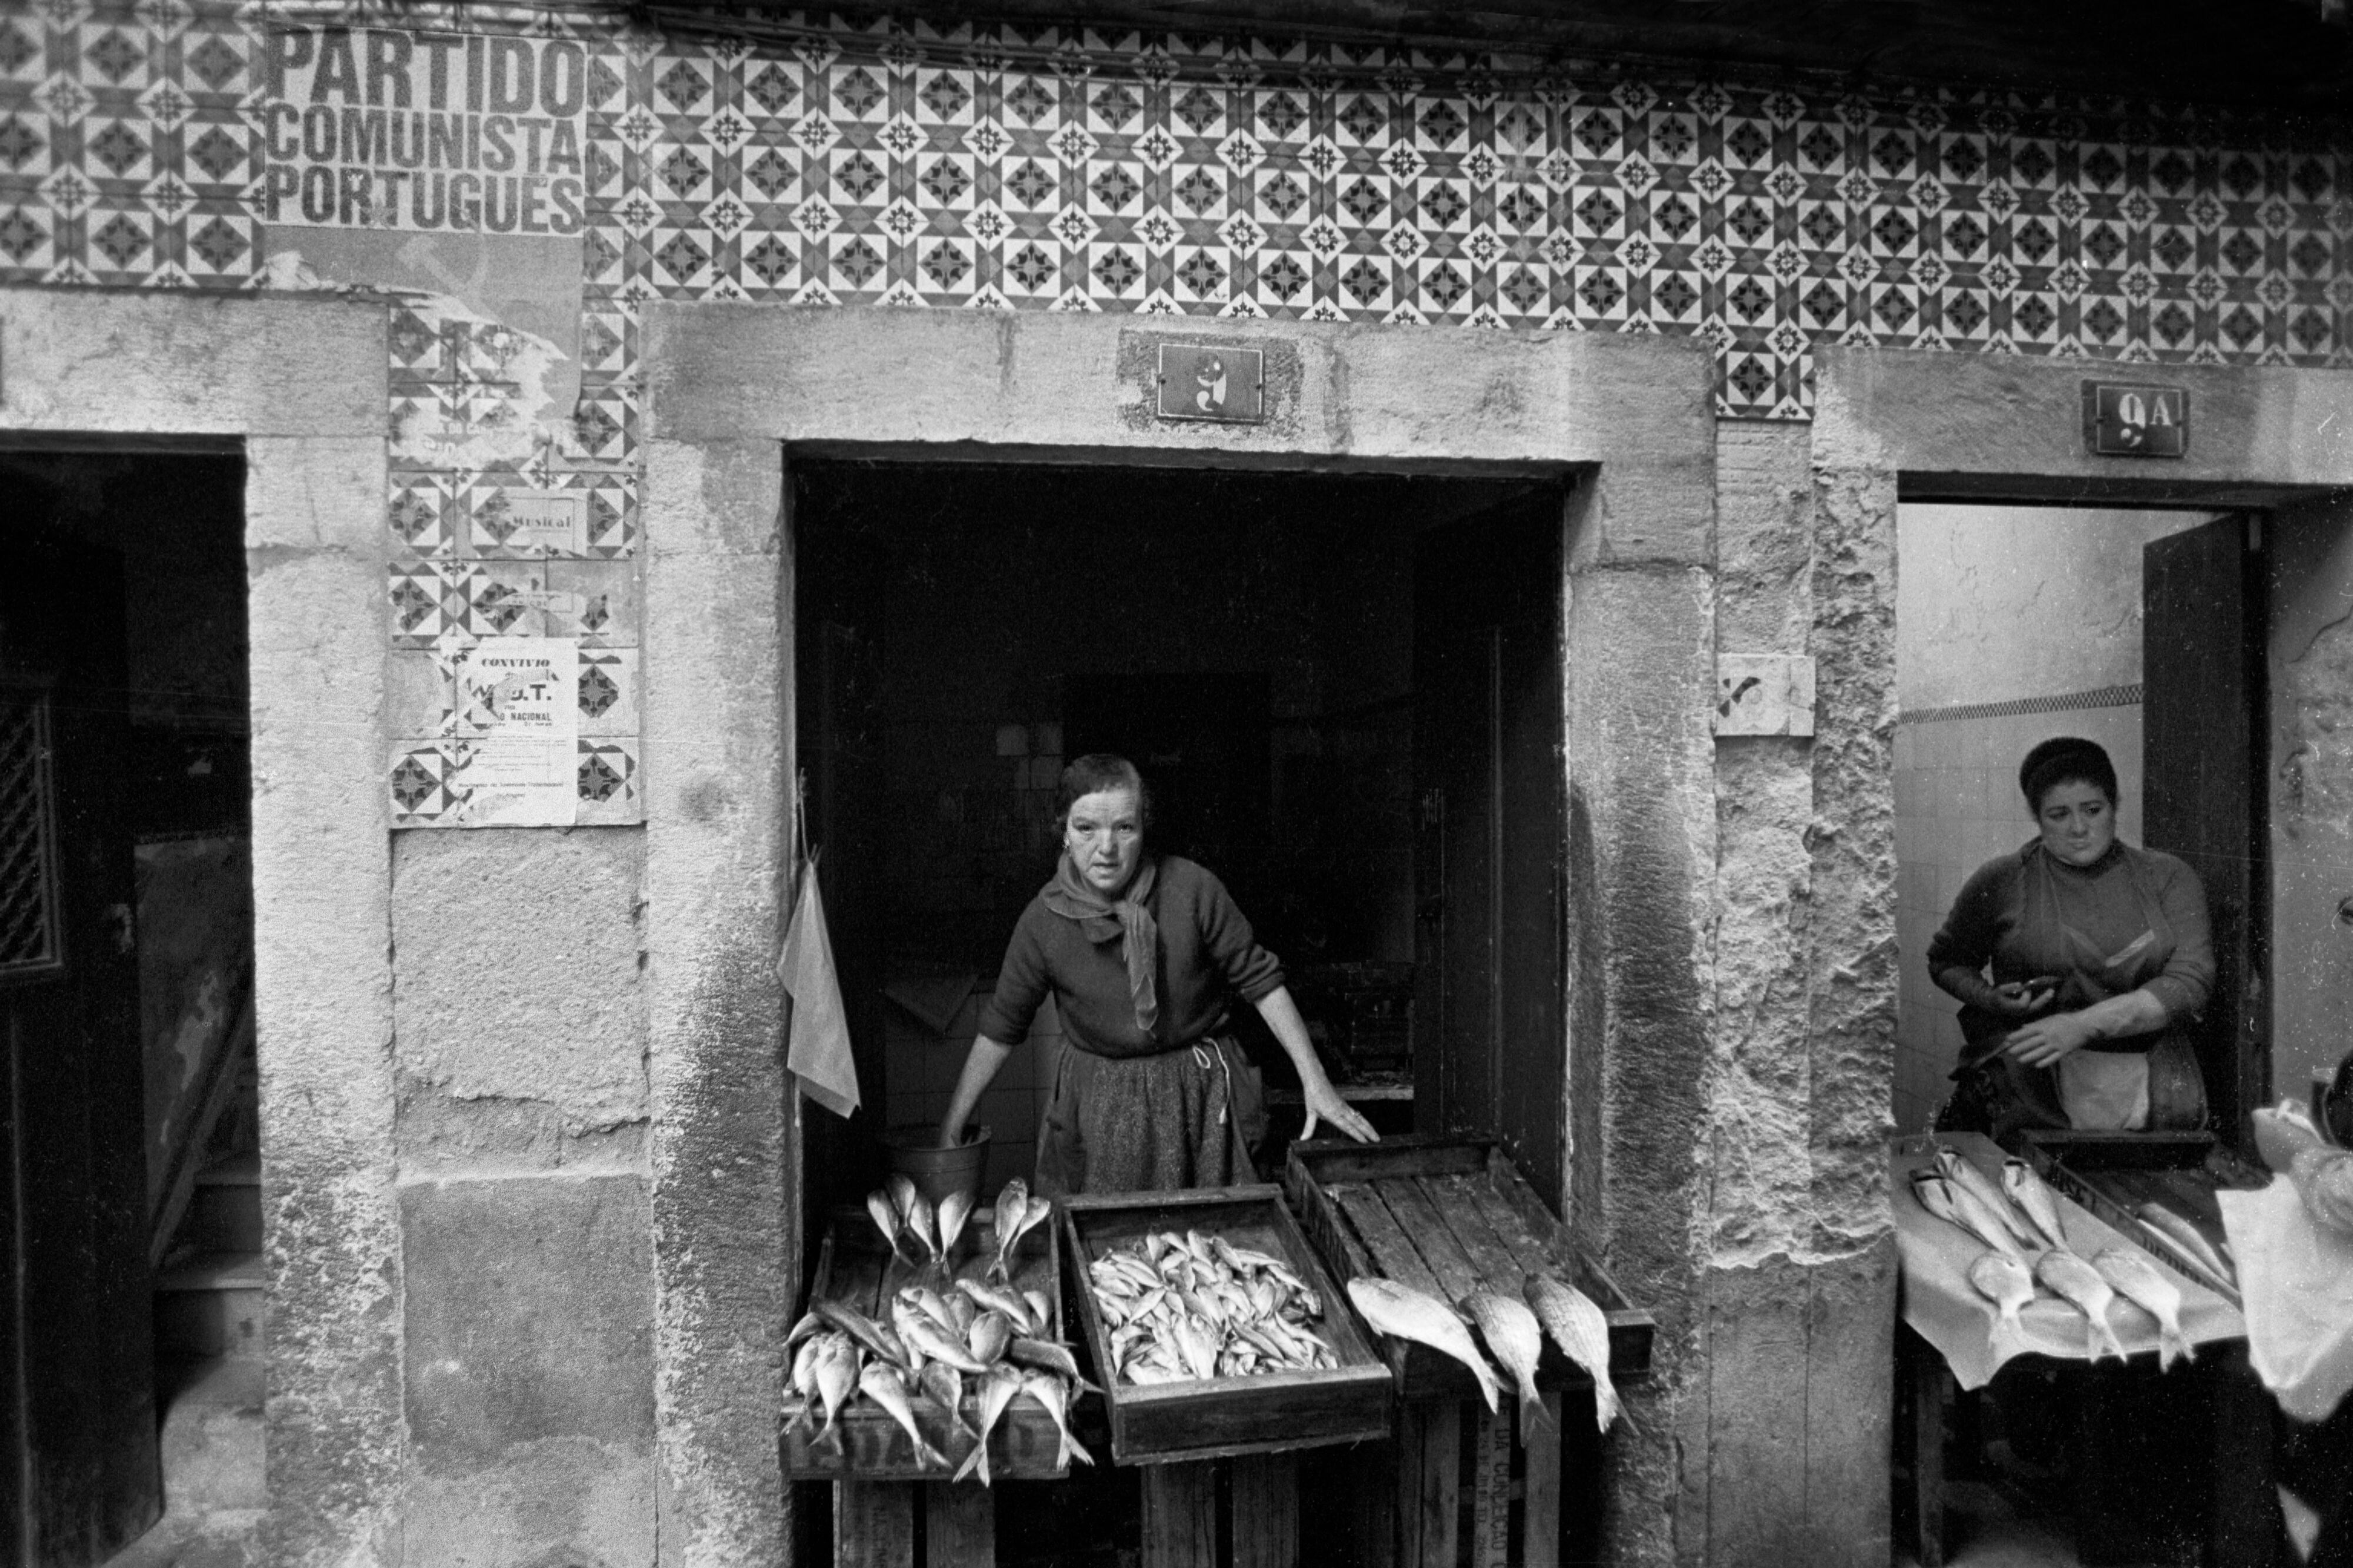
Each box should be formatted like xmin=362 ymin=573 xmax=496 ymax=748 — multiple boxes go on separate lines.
xmin=2 ymin=3 xmax=2348 ymax=829
xmin=1893 ymin=704 xmax=2145 ymax=1129
xmin=883 ymin=983 xmax=1058 ymax=1192
xmin=1891 ymin=505 xmax=2212 ymax=1130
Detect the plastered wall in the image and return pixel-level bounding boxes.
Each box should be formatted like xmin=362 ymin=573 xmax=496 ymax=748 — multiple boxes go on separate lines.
xmin=2269 ymin=496 xmax=2353 ymax=1103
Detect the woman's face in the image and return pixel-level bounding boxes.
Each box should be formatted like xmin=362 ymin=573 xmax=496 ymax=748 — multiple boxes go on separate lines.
xmin=1066 ymin=787 xmax=1144 ymax=898
xmin=2036 ymin=778 xmax=2117 ymax=867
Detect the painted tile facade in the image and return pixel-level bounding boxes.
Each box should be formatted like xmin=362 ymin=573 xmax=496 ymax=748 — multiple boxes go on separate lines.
xmin=1 ymin=1 xmax=2347 ymax=822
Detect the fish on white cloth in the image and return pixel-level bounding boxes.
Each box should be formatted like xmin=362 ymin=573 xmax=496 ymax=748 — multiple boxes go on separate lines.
xmin=1893 ymin=1132 xmax=2244 ymax=1390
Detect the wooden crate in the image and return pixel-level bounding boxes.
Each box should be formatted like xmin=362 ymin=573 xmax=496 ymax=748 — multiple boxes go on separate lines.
xmin=2020 ymin=1131 xmax=2245 ymax=1309
xmin=1061 ymin=1183 xmax=1394 ymax=1464
xmin=781 ymin=1206 xmax=1071 ymax=1483
xmin=1284 ymin=1134 xmax=1654 ymax=1404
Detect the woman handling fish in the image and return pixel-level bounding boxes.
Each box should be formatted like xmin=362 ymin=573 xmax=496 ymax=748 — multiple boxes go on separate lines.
xmin=1928 ymin=736 xmax=2215 ymax=1144
xmin=938 ymin=753 xmax=1378 ymax=1195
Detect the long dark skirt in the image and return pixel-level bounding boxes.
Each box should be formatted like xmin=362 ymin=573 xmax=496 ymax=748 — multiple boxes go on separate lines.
xmin=1033 ymin=1036 xmax=1268 ymax=1198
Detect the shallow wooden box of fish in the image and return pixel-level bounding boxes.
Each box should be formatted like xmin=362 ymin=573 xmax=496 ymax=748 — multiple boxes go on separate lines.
xmin=1060 ymin=1184 xmax=1394 ymax=1466
xmin=2020 ymin=1131 xmax=2247 ymax=1309
xmin=780 ymin=1209 xmax=1069 ymax=1483
xmin=1284 ymin=1135 xmax=1656 ymax=1405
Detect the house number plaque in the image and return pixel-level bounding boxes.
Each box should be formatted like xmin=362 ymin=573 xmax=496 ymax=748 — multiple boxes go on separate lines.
xmin=2083 ymin=381 xmax=2188 ymax=458
xmin=1156 ymin=343 xmax=1265 ymax=423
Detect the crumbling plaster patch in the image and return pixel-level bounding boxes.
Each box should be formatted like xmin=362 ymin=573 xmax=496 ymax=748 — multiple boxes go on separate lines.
xmin=390 ymin=828 xmax=651 ymax=1146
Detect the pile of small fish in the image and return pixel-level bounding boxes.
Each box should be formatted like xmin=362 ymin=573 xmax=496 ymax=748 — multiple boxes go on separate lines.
xmin=1909 ymin=1143 xmax=2201 ymax=1369
xmin=1345 ymin=1272 xmax=1619 ymax=1439
xmin=1086 ymin=1230 xmax=1338 ymax=1385
xmin=867 ymin=1174 xmax=1053 ymax=1283
xmin=788 ymin=1179 xmax=1090 ymax=1484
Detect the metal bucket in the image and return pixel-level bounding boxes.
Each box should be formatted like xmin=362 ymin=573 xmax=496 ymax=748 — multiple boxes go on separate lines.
xmin=881 ymin=1122 xmax=991 ymax=1213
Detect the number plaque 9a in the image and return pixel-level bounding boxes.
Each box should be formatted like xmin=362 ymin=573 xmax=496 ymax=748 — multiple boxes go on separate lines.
xmin=2083 ymin=381 xmax=2189 ymax=458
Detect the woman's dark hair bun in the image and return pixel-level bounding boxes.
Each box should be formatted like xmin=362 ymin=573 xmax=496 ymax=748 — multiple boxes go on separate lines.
xmin=1058 ymin=753 xmax=1152 ymax=832
xmin=2018 ymin=736 xmax=2118 ymax=812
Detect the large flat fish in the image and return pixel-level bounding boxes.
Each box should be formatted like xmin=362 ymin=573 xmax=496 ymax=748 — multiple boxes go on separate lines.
xmin=1999 ymin=1157 xmax=2074 ymax=1255
xmin=1348 ymin=1277 xmax=1502 ymax=1413
xmin=2092 ymin=1247 xmax=2194 ymax=1370
xmin=1524 ymin=1273 xmax=1619 ymax=1433
xmin=1937 ymin=1146 xmax=2038 ymax=1249
xmin=1462 ymin=1290 xmax=1552 ymax=1444
xmin=1966 ymin=1251 xmax=2035 ymax=1349
xmin=2034 ymin=1249 xmax=2128 ymax=1362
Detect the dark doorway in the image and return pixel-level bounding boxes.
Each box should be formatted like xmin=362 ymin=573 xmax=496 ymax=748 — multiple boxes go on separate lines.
xmin=791 ymin=456 xmax=1573 ymax=1565
xmin=0 ymin=452 xmax=258 ymax=1566
xmin=790 ymin=458 xmax=1572 ymax=1200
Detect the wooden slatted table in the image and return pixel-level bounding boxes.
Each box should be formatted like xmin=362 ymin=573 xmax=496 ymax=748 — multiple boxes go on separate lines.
xmin=1284 ymin=1136 xmax=1655 ymax=1568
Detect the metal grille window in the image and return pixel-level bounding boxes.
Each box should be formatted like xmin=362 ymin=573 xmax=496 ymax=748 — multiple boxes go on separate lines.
xmin=0 ymin=683 xmax=62 ymax=982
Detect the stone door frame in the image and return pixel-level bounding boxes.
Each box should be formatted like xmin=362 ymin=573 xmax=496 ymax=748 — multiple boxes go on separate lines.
xmin=0 ymin=285 xmax=400 ymax=1559
xmin=639 ymin=303 xmax=1729 ymax=1554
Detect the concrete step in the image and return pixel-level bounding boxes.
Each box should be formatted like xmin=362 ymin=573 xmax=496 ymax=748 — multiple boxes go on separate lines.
xmin=155 ymin=1355 xmax=265 ymax=1516
xmin=154 ymin=1253 xmax=264 ymax=1360
xmin=185 ymin=1154 xmax=261 ymax=1255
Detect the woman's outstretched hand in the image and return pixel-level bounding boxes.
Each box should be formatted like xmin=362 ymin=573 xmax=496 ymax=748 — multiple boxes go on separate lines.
xmin=2004 ymin=1010 xmax=2096 ymax=1068
xmin=1301 ymin=1077 xmax=1379 ymax=1145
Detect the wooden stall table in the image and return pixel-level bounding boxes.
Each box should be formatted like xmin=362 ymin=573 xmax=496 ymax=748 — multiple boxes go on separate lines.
xmin=784 ymin=1208 xmax=1072 ymax=1567
xmin=1894 ymin=1132 xmax=2268 ymax=1568
xmin=1285 ymin=1136 xmax=1655 ymax=1567
xmin=1064 ymin=1185 xmax=1395 ymax=1568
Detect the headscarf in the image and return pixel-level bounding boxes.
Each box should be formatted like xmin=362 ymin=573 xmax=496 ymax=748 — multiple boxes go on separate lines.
xmin=1042 ymin=852 xmax=1159 ymax=1035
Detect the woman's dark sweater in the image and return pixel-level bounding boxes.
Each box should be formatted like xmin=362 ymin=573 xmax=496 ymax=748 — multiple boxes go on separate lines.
xmin=976 ymin=855 xmax=1284 ymax=1058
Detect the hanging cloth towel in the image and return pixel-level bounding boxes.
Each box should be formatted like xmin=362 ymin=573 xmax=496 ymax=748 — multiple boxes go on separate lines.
xmin=780 ymin=850 xmax=859 ymax=1119
xmin=1041 ymin=852 xmax=1161 ymax=1035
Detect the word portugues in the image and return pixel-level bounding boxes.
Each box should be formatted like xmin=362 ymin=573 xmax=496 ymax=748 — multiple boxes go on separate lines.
xmin=261 ymin=27 xmax=589 ymax=235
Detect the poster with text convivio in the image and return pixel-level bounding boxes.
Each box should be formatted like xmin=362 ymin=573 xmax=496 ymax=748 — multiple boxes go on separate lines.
xmin=452 ymin=637 xmax=581 ymax=826
xmin=262 ymin=26 xmax=591 ymax=235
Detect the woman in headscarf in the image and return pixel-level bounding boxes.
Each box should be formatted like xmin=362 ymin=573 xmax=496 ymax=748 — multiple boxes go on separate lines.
xmin=939 ymin=753 xmax=1376 ymax=1195
xmin=1929 ymin=736 xmax=2216 ymax=1145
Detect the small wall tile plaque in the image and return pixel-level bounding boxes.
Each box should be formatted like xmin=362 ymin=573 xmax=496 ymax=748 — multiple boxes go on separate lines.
xmin=1716 ymin=654 xmax=1817 ymax=738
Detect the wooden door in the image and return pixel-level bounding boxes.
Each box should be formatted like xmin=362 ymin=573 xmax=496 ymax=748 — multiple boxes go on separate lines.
xmin=1 ymin=525 xmax=160 ymax=1565
xmin=793 ymin=499 xmax=890 ymax=1231
xmin=1412 ymin=493 xmax=1569 ymax=1203
xmin=2142 ymin=514 xmax=2267 ymax=1149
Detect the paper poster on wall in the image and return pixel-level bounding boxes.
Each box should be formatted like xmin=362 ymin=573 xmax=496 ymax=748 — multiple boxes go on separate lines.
xmin=451 ymin=636 xmax=578 ymax=825
xmin=260 ymin=26 xmax=591 ymax=235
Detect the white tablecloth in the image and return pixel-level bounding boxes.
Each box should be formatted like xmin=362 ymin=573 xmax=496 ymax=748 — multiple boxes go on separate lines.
xmin=2217 ymin=1177 xmax=2353 ymax=1423
xmin=1893 ymin=1130 xmax=2245 ymax=1390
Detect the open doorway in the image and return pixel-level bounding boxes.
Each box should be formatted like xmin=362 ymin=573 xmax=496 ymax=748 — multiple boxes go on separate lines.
xmin=791 ymin=456 xmax=1571 ymax=1217
xmin=1894 ymin=503 xmax=2265 ymax=1138
xmin=1 ymin=452 xmax=260 ymax=1566
xmin=1891 ymin=502 xmax=2271 ymax=1565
